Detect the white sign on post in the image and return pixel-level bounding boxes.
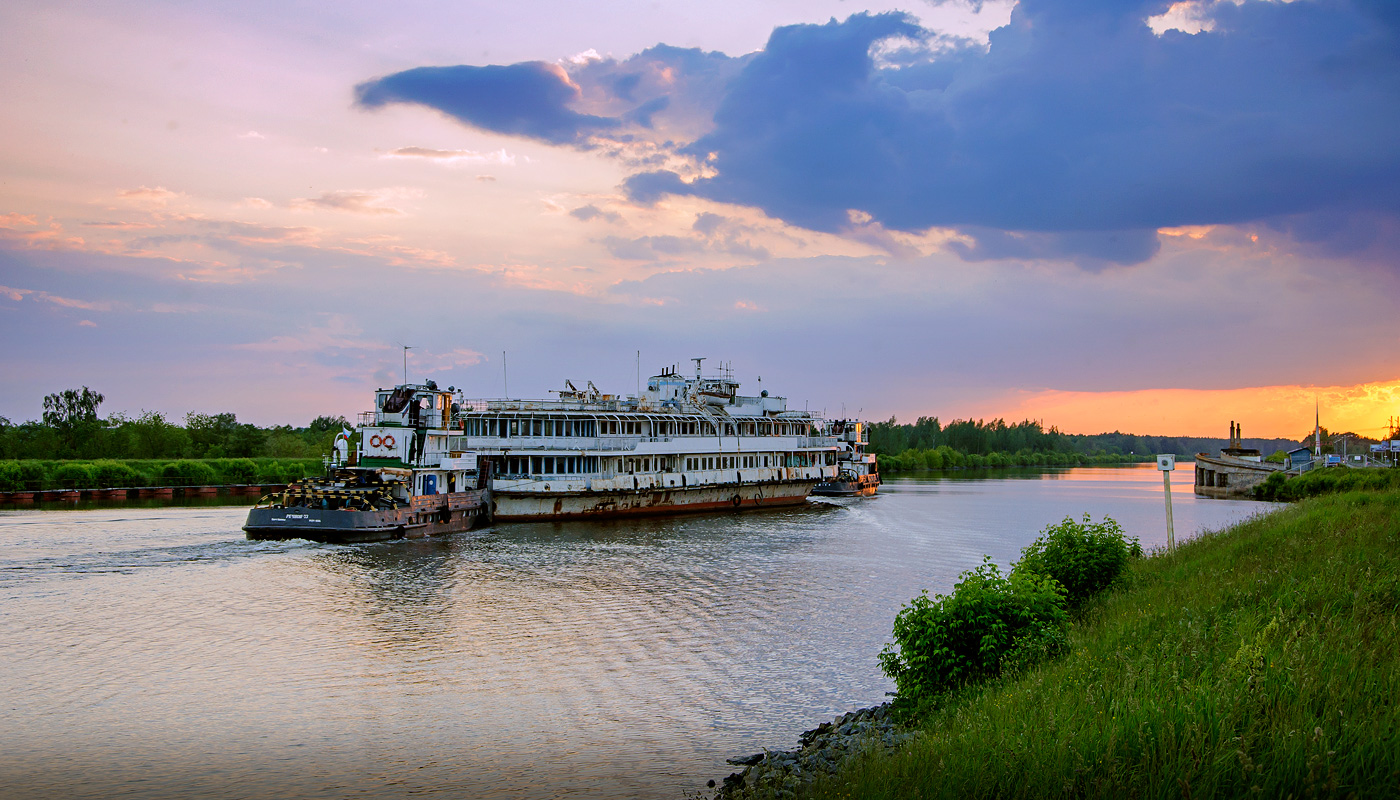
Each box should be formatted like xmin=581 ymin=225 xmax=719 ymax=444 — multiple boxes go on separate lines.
xmin=1157 ymin=454 xmax=1176 ymax=551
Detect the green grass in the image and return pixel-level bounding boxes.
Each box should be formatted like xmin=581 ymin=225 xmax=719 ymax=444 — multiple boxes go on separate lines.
xmin=800 ymin=490 xmax=1400 ymax=799
xmin=1256 ymin=467 xmax=1400 ymax=501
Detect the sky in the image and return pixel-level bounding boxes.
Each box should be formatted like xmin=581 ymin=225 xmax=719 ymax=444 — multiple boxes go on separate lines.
xmin=1 ymin=0 xmax=1398 ymax=440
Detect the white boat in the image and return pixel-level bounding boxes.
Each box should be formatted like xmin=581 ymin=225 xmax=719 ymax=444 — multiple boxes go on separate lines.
xmin=356 ymin=359 xmax=841 ymax=521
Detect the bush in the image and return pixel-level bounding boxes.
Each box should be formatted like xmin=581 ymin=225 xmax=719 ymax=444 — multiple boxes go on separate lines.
xmin=211 ymin=458 xmax=258 ymax=484
xmin=15 ymin=461 xmax=46 ymax=491
xmin=879 ymin=558 xmax=1068 ymax=710
xmin=0 ymin=461 xmax=21 ymax=492
xmin=1015 ymin=514 xmax=1141 ymax=608
xmin=159 ymin=460 xmax=219 ymax=486
xmin=50 ymin=462 xmax=96 ymax=489
xmin=90 ymin=459 xmax=147 ymax=488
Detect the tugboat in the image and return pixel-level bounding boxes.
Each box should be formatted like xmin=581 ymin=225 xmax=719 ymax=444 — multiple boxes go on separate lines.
xmin=811 ymin=419 xmax=880 ymax=497
xmin=243 ymin=381 xmax=490 ymax=542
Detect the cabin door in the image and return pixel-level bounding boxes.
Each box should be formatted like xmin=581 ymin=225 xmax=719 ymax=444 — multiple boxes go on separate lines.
xmin=424 ymin=474 xmax=437 ymax=495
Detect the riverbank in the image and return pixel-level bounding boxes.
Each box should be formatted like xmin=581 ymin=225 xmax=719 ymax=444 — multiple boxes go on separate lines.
xmin=711 ymin=487 xmax=1400 ymax=799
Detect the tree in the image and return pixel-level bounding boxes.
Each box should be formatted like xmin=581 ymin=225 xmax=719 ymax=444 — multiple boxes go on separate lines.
xmin=42 ymin=387 xmax=105 ymax=456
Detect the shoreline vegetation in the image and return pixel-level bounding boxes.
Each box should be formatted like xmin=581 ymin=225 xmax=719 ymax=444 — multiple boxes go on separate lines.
xmin=712 ymin=483 xmax=1400 ymax=799
xmin=868 ymin=416 xmax=1298 ymax=475
xmin=0 ymin=458 xmax=320 ymax=492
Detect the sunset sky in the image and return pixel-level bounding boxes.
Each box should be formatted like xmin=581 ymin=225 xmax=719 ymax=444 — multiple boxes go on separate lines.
xmin=2 ymin=0 xmax=1397 ymax=439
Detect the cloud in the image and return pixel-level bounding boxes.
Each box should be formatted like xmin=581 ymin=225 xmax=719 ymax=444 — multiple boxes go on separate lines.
xmin=117 ymin=186 xmax=182 ymax=207
xmin=80 ymin=220 xmax=158 ymax=230
xmin=382 ymin=146 xmax=517 ymax=166
xmin=356 ymin=62 xmax=621 ymax=145
xmin=570 ymin=204 xmax=623 ymax=223
xmin=368 ymin=4 xmax=1400 ymax=266
xmin=647 ymin=5 xmax=1400 ymax=262
xmin=949 ymin=227 xmax=1163 ymax=270
xmin=602 ymin=234 xmax=705 ymax=260
xmin=0 ymin=284 xmax=31 ymax=302
xmin=0 ymin=282 xmax=112 ymax=311
xmin=290 ymin=189 xmax=411 ymax=215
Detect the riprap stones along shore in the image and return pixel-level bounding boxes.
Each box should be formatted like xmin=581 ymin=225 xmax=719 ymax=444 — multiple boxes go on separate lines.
xmin=710 ymin=703 xmax=919 ymax=799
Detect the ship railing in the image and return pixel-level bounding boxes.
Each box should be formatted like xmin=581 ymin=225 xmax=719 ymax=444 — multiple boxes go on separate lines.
xmin=449 ymin=435 xmax=638 ymax=451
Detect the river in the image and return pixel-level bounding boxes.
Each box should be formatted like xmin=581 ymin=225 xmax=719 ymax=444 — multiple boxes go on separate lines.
xmin=0 ymin=463 xmax=1277 ymax=799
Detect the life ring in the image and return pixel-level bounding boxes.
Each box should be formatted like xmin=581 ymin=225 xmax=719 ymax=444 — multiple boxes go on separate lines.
xmin=382 ymin=435 xmax=396 ymax=449
xmin=369 ymin=435 xmax=382 ymax=448
xmin=732 ymin=494 xmax=742 ymax=507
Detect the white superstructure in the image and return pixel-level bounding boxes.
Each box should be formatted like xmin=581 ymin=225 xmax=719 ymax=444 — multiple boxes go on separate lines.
xmin=358 ymin=359 xmax=840 ymax=520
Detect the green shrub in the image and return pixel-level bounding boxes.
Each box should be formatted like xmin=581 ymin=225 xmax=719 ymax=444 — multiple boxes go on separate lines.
xmin=159 ymin=460 xmax=219 ymax=486
xmin=253 ymin=462 xmax=285 ymax=483
xmin=16 ymin=461 xmax=46 ymax=490
xmin=212 ymin=458 xmax=258 ymax=484
xmin=1014 ymin=514 xmax=1141 ymax=608
xmin=90 ymin=459 xmax=146 ymax=488
xmin=0 ymin=461 xmax=21 ymax=492
xmin=879 ymin=558 xmax=1068 ymax=710
xmin=50 ymin=462 xmax=97 ymax=489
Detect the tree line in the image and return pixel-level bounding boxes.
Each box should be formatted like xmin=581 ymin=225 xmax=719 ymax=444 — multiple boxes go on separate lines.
xmin=868 ymin=415 xmax=1302 ymax=463
xmin=0 ymin=386 xmax=348 ymax=461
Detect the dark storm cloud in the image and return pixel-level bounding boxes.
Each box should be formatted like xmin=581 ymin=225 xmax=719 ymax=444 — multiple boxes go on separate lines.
xmin=355 ymin=62 xmax=620 ymax=145
xmin=359 ymin=1 xmax=1400 ymax=265
xmin=651 ymin=2 xmax=1400 ymax=257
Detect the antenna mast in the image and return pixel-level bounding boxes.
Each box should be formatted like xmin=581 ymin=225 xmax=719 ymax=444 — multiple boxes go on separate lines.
xmin=401 ymin=344 xmax=413 ymax=384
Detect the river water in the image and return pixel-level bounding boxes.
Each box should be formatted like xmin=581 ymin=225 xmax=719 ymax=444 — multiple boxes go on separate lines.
xmin=0 ymin=463 xmax=1276 ymax=799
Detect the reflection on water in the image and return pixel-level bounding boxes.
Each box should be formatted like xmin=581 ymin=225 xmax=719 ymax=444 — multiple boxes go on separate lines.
xmin=0 ymin=464 xmax=1276 ymax=799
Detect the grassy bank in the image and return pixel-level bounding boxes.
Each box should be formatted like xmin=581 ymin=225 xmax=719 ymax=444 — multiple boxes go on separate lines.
xmin=1255 ymin=466 xmax=1400 ymax=501
xmin=0 ymin=457 xmax=322 ymax=491
xmin=799 ymin=490 xmax=1400 ymax=799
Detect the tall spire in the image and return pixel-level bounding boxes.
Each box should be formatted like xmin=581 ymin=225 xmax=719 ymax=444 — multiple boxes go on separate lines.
xmin=1315 ymin=397 xmax=1321 ymax=456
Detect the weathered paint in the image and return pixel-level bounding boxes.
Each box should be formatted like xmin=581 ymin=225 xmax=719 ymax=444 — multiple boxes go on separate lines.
xmin=491 ymin=479 xmax=814 ymax=521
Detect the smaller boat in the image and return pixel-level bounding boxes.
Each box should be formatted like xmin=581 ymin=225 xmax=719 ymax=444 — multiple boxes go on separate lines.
xmin=812 ymin=420 xmax=880 ymax=497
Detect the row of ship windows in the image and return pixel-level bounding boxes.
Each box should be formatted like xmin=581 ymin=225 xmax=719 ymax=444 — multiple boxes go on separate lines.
xmin=460 ymin=417 xmax=813 ymax=438
xmin=498 ymin=452 xmax=829 ymax=477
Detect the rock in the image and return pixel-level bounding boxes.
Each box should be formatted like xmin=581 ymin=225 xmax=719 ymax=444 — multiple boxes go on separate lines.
xmin=709 ymin=702 xmax=915 ymax=799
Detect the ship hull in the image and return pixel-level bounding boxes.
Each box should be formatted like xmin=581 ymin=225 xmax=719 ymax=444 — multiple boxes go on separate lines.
xmin=810 ymin=479 xmax=879 ymax=497
xmin=491 ymin=479 xmax=815 ymax=521
xmin=244 ymin=489 xmax=488 ymax=543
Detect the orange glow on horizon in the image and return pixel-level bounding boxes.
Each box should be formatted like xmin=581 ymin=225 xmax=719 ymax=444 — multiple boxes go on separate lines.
xmin=987 ymin=378 xmax=1400 ymax=441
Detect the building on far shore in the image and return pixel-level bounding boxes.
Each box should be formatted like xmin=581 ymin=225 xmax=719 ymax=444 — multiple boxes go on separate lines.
xmin=1194 ymin=421 xmax=1283 ymax=499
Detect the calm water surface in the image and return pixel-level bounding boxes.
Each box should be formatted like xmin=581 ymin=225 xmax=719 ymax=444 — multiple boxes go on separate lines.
xmin=0 ymin=464 xmax=1276 ymax=799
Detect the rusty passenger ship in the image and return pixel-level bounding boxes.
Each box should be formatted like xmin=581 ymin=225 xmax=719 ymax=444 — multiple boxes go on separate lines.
xmin=245 ymin=360 xmax=842 ymax=540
